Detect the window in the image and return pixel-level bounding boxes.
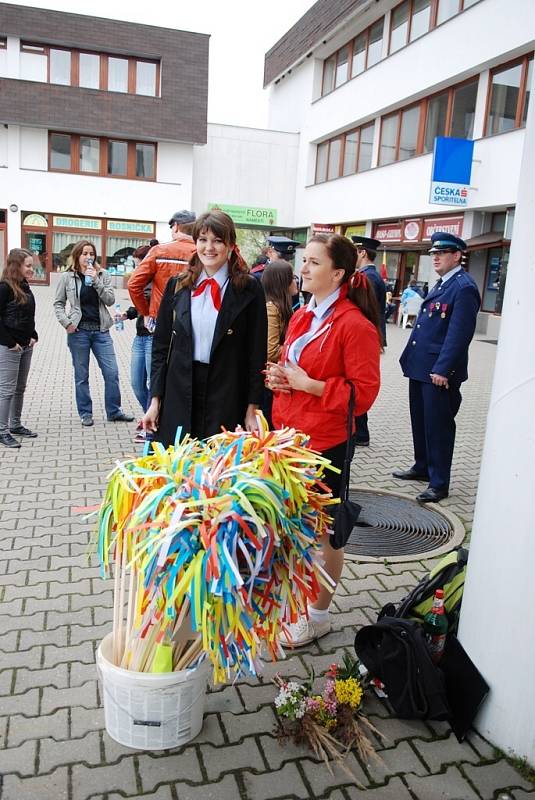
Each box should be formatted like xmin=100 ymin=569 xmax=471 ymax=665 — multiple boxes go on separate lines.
xmin=79 ymin=137 xmax=100 ymax=173
xmin=136 ymin=61 xmax=157 ymax=96
xmin=79 ymin=53 xmax=100 ymax=89
xmin=19 ymin=42 xmax=159 ymax=96
xmin=486 ymin=56 xmax=533 ymax=135
xmin=379 ymin=115 xmax=399 ymax=165
xmin=108 ymin=140 xmax=128 ymax=175
xmin=389 ymin=1 xmax=409 ymax=54
xmin=424 ymin=92 xmax=448 ymax=152
xmin=436 ymin=0 xmax=460 ymax=24
xmin=410 ymin=0 xmax=432 ymax=41
xmin=49 ymin=133 xmax=156 ymax=180
xmin=327 ymin=138 xmax=342 ymax=180
xmin=49 ymin=48 xmax=71 ymax=85
xmin=335 ymin=46 xmax=349 ymax=88
xmin=321 ymin=18 xmax=384 ymax=96
xmin=135 ymin=143 xmax=155 ymax=178
xmin=358 ymin=123 xmax=374 ymax=171
xmin=399 ymin=106 xmax=420 ymax=160
xmin=422 ymin=78 xmax=477 ymax=153
xmin=108 ymin=57 xmax=129 ymax=93
xmin=50 ymin=133 xmax=72 ymax=170
xmin=450 ymin=79 xmax=478 ymax=138
xmin=367 ymin=19 xmax=384 ymax=67
xmin=315 ymin=122 xmax=375 ymax=183
xmin=315 ymin=142 xmax=329 ymax=183
xmin=522 ymin=59 xmax=532 ymax=125
xmin=0 ymin=37 xmax=7 ymax=49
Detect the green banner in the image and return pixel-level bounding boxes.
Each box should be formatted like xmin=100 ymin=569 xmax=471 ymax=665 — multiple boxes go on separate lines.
xmin=209 ymin=203 xmax=277 ymax=227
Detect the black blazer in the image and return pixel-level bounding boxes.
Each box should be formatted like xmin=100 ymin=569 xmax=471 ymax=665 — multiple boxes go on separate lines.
xmin=151 ymin=274 xmax=267 ymax=447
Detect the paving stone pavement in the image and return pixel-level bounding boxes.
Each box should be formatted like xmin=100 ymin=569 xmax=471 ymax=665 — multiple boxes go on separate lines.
xmin=1 ymin=286 xmax=533 ymax=800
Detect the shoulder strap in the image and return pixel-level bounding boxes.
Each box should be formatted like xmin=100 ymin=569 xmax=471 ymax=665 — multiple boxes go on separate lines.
xmin=339 ymin=383 xmax=356 ymax=501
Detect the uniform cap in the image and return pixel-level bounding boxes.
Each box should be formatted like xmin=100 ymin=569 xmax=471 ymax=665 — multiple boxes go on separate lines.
xmin=351 ymin=236 xmax=381 ymax=252
xmin=267 ymin=236 xmax=300 ymax=256
xmin=429 ymin=231 xmax=467 ymax=253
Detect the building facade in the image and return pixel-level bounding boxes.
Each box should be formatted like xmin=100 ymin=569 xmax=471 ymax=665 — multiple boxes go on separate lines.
xmin=264 ymin=0 xmax=535 ymax=329
xmin=0 ymin=2 xmax=208 ymax=283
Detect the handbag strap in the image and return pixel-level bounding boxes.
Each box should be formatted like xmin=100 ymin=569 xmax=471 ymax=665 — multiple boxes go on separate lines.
xmin=339 ymin=383 xmax=355 ymax=501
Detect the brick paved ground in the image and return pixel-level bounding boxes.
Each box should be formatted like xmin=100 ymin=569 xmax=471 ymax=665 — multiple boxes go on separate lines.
xmin=1 ymin=284 xmax=532 ymax=800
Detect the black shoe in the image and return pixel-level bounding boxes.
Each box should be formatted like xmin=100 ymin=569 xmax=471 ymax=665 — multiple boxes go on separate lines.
xmin=81 ymin=415 xmax=94 ymax=427
xmin=416 ymin=487 xmax=449 ymax=504
xmin=10 ymin=425 xmax=37 ymax=438
xmin=108 ymin=412 xmax=134 ymax=422
xmin=392 ymin=468 xmax=429 ymax=481
xmin=355 ymin=439 xmax=370 ymax=447
xmin=0 ymin=432 xmax=21 ymax=448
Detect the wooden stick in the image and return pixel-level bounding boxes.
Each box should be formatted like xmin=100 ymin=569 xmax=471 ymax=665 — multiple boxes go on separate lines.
xmin=112 ymin=535 xmax=122 ymax=666
xmin=116 ymin=531 xmax=128 ymax=664
xmin=120 ymin=566 xmax=137 ymax=669
xmin=175 ymin=635 xmax=203 ymax=671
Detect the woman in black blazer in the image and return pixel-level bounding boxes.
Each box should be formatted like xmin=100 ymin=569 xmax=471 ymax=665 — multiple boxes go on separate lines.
xmin=144 ymin=210 xmax=267 ymax=446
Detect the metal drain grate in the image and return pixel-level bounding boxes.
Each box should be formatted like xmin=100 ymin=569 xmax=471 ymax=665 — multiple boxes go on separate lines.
xmin=344 ymin=489 xmax=464 ymax=562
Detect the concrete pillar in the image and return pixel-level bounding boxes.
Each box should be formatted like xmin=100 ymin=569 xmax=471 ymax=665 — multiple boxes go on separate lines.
xmin=458 ymin=70 xmax=535 ymax=763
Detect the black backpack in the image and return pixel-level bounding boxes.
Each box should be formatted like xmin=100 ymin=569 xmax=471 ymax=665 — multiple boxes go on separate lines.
xmin=354 ymin=618 xmax=450 ymax=721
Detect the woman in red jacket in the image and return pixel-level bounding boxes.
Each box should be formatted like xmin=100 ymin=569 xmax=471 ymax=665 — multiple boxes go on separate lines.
xmin=266 ymin=233 xmax=381 ymax=647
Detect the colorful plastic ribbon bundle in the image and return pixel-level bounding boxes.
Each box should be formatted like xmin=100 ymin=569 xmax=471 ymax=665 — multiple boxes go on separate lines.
xmin=96 ymin=417 xmax=337 ymax=684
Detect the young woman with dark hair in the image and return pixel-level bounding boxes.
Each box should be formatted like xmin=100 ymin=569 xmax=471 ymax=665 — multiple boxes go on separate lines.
xmin=261 ymin=259 xmax=294 ymax=427
xmin=53 ymin=239 xmax=133 ymax=427
xmin=0 ymin=249 xmax=38 ymax=448
xmin=143 ymin=210 xmax=267 ymax=446
xmin=266 ymin=233 xmax=381 ymax=647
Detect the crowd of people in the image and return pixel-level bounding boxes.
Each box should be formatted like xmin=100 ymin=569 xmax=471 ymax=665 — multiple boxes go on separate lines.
xmin=0 ymin=212 xmax=480 ymax=647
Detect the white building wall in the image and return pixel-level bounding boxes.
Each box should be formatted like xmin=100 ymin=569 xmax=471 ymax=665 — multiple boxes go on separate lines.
xmin=267 ymin=59 xmax=315 ymax=133
xmin=192 ymin=123 xmax=299 ymax=226
xmin=0 ymin=125 xmax=194 ymax=250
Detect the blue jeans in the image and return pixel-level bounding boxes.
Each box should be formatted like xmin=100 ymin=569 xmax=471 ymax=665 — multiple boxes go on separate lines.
xmin=67 ymin=329 xmax=122 ymax=419
xmin=130 ymin=335 xmax=152 ymax=413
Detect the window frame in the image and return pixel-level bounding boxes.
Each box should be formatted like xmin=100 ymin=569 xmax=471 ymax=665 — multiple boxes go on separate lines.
xmin=20 ymin=41 xmax=159 ymax=96
xmin=484 ymin=54 xmax=534 ymax=137
xmin=315 ymin=121 xmax=375 ymax=184
xmin=320 ymin=17 xmax=385 ymax=97
xmin=379 ymin=102 xmax=424 ymax=165
xmin=48 ymin=132 xmax=157 ymax=181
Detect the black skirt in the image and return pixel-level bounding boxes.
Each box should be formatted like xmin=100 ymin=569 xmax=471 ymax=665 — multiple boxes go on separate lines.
xmin=191 ymin=361 xmax=210 ymax=440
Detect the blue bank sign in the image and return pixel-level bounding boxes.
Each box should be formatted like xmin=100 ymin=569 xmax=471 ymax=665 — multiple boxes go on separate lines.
xmin=430 ymin=137 xmax=474 ymax=207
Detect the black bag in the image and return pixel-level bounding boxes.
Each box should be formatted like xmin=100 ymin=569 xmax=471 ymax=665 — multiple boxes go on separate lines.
xmin=354 ymin=617 xmax=450 ymax=720
xmin=330 ymin=384 xmax=361 ymax=550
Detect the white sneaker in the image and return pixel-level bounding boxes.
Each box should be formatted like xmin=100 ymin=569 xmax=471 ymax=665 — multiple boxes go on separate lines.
xmin=281 ymin=615 xmax=331 ymax=648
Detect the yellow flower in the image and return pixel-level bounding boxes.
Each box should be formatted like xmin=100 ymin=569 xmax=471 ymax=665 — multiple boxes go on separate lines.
xmin=334 ymin=677 xmax=363 ymax=709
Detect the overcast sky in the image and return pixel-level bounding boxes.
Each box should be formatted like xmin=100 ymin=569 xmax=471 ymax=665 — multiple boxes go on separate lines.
xmin=7 ymin=0 xmax=315 ymax=127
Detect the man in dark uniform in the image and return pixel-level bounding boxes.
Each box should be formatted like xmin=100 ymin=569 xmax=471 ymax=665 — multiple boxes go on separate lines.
xmin=351 ymin=236 xmax=386 ymax=446
xmin=393 ymin=232 xmax=481 ymax=503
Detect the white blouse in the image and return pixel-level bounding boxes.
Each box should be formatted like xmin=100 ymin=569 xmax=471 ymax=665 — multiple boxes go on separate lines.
xmin=190 ymin=264 xmax=229 ymax=363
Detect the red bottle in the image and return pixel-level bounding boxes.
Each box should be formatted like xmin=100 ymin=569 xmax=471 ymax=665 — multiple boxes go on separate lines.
xmin=423 ymin=589 xmax=448 ymax=664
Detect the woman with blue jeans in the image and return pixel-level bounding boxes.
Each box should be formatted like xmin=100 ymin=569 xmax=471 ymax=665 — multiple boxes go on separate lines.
xmin=53 ymin=240 xmax=133 ymax=427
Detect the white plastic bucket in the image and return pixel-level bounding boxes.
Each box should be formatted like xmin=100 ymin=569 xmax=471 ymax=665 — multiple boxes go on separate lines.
xmin=96 ymin=633 xmax=209 ymax=750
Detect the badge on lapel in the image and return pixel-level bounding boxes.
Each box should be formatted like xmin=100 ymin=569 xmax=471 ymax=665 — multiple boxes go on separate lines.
xmin=227 ymin=329 xmax=233 ymax=335
xmin=440 ymin=303 xmax=448 ymax=319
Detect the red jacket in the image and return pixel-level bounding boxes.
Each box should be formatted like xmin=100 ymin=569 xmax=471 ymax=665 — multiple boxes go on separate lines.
xmin=272 ymin=298 xmax=381 ymax=451
xmin=127 ymin=234 xmax=196 ymax=318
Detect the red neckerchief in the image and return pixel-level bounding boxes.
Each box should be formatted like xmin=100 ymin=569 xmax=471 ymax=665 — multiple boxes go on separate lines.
xmin=192 ymin=277 xmax=222 ymax=310
xmin=282 ymin=283 xmax=348 ymax=361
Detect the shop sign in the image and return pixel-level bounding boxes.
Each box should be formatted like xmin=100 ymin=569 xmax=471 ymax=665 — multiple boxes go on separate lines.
xmin=422 ymin=215 xmax=464 ymax=240
xmin=23 ymin=213 xmax=48 ymax=227
xmin=312 ymin=223 xmax=336 ymax=233
xmin=374 ymin=222 xmax=402 ymax=242
xmin=344 ymin=224 xmax=366 ymax=237
xmin=108 ymin=220 xmax=154 ymax=233
xmin=403 ymin=219 xmax=422 ymax=241
xmin=53 ymin=216 xmax=101 ymax=229
xmin=430 ymin=137 xmax=473 ymax=208
xmin=209 ymin=203 xmax=277 ymax=226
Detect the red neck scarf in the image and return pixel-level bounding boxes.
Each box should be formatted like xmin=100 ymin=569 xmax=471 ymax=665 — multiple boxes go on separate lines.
xmin=282 ymin=283 xmax=348 ymax=358
xmin=192 ymin=277 xmax=222 ymax=310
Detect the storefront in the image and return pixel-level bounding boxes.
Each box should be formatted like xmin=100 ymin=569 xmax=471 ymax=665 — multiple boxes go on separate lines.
xmin=373 ymin=214 xmax=465 ymax=295
xmin=21 ymin=212 xmax=156 ymax=285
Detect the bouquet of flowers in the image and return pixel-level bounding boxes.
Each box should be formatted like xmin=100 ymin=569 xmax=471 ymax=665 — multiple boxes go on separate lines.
xmin=274 ymin=654 xmax=384 ymax=782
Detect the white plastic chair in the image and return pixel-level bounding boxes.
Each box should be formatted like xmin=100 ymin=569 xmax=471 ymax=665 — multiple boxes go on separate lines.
xmin=398 ymin=295 xmax=423 ymax=329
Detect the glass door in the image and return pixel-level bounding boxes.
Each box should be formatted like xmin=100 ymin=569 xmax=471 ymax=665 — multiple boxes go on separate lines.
xmin=24 ymin=231 xmax=50 ymax=284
